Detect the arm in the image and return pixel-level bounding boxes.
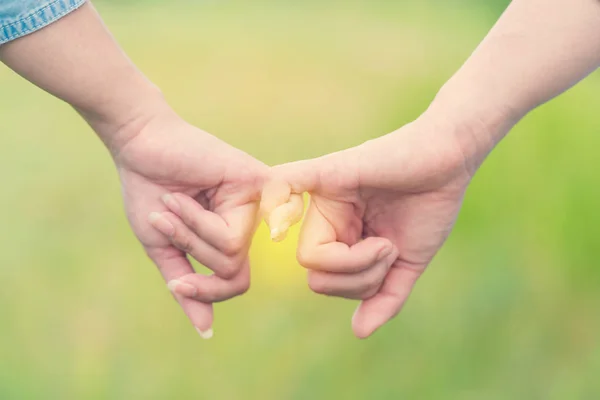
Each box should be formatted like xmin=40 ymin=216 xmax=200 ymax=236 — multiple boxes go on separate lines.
xmin=431 ymin=0 xmax=600 ymax=168
xmin=1 ymin=2 xmax=266 ymax=338
xmin=261 ymin=0 xmax=600 ymax=338
xmin=0 ymin=2 xmax=162 ymax=152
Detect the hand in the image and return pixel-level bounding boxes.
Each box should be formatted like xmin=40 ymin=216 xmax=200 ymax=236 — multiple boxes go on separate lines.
xmin=0 ymin=1 xmax=268 ymax=338
xmin=112 ymin=106 xmax=267 ymax=338
xmin=261 ymin=113 xmax=481 ymax=338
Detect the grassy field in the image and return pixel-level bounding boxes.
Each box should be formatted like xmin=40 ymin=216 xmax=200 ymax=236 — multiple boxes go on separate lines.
xmin=1 ymin=1 xmax=599 ymax=398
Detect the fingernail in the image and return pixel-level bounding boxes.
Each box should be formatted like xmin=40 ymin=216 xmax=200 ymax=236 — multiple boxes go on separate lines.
xmin=270 ymin=228 xmax=287 ymax=242
xmin=270 ymin=224 xmax=289 ymax=242
xmin=195 ymin=327 xmax=213 ymax=339
xmin=270 ymin=227 xmax=282 ymax=241
xmin=148 ymin=212 xmax=175 ymax=236
xmin=161 ymin=194 xmax=180 ymax=214
xmin=166 ymin=279 xmax=197 ymax=297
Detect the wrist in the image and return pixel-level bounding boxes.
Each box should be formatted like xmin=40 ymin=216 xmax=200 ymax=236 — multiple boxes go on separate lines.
xmin=422 ymin=83 xmax=523 ymax=175
xmin=80 ymin=80 xmax=170 ymax=156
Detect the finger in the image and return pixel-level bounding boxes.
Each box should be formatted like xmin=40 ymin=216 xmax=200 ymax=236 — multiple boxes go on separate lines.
xmin=306 ymin=247 xmax=398 ymax=299
xmin=149 ymin=211 xmax=244 ymax=279
xmin=146 ymin=246 xmax=214 ymax=338
xmin=297 ymin=199 xmax=393 ymax=273
xmin=266 ymin=194 xmax=303 ymax=241
xmin=162 ymin=193 xmax=240 ymax=255
xmin=260 ymin=160 xmax=321 ymax=214
xmin=220 ymin=201 xmax=260 ymax=253
xmin=261 ymin=160 xmax=323 ymax=241
xmin=351 ymin=261 xmax=424 ymax=339
xmin=270 ymin=160 xmax=323 ymax=194
xmin=260 ymin=181 xmax=304 ymax=241
xmin=172 ymin=259 xmax=251 ymax=303
xmin=260 ymin=177 xmax=293 ymax=217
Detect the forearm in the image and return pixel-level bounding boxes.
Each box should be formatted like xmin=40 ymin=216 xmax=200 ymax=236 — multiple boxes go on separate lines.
xmin=428 ymin=0 xmax=600 ymax=163
xmin=0 ymin=2 xmax=166 ymax=153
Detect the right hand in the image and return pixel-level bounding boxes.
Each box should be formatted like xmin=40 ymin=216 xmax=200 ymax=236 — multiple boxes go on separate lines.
xmin=261 ymin=112 xmax=490 ymax=338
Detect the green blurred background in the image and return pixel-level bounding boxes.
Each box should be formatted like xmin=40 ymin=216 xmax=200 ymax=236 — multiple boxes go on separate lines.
xmin=1 ymin=0 xmax=600 ymax=398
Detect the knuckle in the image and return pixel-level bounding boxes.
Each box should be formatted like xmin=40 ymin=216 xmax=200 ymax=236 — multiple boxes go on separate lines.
xmin=186 ymin=215 xmax=203 ymax=235
xmin=173 ymin=233 xmax=194 ymax=253
xmin=296 ymin=247 xmax=314 ymax=269
xmin=307 ymin=273 xmax=328 ymax=295
xmin=222 ymin=234 xmax=245 ymax=256
xmin=219 ymin=258 xmax=241 ymax=279
xmin=235 ymin=276 xmax=251 ymax=296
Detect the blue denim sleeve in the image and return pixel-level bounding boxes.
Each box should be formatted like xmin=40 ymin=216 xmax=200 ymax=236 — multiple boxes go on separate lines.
xmin=0 ymin=0 xmax=86 ymax=45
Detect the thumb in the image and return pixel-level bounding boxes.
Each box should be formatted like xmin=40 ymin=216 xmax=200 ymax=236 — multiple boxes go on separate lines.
xmin=351 ymin=264 xmax=422 ymax=339
xmin=260 ymin=159 xmax=323 ymax=241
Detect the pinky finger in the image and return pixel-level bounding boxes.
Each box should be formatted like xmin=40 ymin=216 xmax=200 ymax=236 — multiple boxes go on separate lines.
xmin=266 ymin=193 xmax=304 ymax=242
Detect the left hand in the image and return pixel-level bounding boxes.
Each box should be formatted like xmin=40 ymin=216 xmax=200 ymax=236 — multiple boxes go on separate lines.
xmin=112 ymin=106 xmax=267 ymax=338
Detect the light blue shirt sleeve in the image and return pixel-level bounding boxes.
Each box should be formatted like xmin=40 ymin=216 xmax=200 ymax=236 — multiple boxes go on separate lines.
xmin=0 ymin=0 xmax=86 ymax=45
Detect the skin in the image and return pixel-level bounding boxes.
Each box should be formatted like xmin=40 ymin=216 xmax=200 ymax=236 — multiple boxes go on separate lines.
xmin=0 ymin=2 xmax=266 ymax=337
xmin=2 ymin=0 xmax=599 ymax=340
xmin=260 ymin=116 xmax=474 ymax=339
xmin=116 ymin=109 xmax=267 ymax=337
xmin=259 ymin=0 xmax=600 ymax=339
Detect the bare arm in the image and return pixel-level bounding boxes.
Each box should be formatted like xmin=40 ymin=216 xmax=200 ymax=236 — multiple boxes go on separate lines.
xmin=431 ymin=0 xmax=600 ymax=165
xmin=0 ymin=2 xmax=163 ymax=153
xmin=0 ymin=1 xmax=266 ymax=338
xmin=260 ymin=0 xmax=600 ymax=338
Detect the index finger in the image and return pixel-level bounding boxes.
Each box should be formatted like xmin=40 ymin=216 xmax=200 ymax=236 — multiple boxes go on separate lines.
xmin=297 ymin=198 xmax=393 ymax=273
